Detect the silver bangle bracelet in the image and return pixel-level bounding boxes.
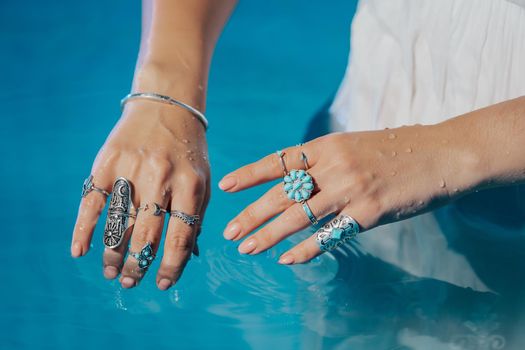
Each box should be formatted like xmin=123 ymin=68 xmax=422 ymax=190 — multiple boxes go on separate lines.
xmin=120 ymin=92 xmax=208 ymax=130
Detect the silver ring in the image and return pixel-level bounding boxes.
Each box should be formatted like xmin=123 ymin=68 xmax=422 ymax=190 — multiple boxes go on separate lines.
xmin=315 ymin=214 xmax=360 ymax=252
xmin=81 ymin=175 xmax=110 ymax=198
xmin=103 ymin=177 xmax=134 ymax=248
xmin=137 ymin=203 xmax=167 ymax=216
xmin=276 ymin=150 xmax=288 ymax=176
xmin=170 ymin=210 xmax=200 ymax=226
xmin=129 ymin=241 xmax=155 ymax=270
xmin=302 ymin=201 xmax=319 ymax=226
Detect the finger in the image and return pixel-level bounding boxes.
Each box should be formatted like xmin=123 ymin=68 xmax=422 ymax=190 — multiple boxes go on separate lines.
xmin=223 ymin=181 xmax=300 ymax=241
xmin=156 ymin=174 xmax=205 ymax=291
xmin=218 ymin=142 xmax=318 ymax=192
xmin=71 ymin=175 xmax=112 ymax=257
xmin=193 ymin=179 xmax=210 ymax=256
xmin=278 ymin=209 xmax=367 ymax=265
xmin=118 ymin=186 xmax=170 ymax=289
xmin=102 ymin=215 xmax=134 ymax=279
xmin=237 ymin=191 xmax=336 ymax=255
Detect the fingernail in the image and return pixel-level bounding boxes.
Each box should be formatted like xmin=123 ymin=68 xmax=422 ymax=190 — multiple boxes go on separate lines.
xmin=158 ymin=278 xmax=172 ymax=291
xmin=104 ymin=266 xmax=119 ymax=279
xmin=218 ymin=176 xmax=237 ymax=191
xmin=121 ymin=277 xmax=136 ymax=289
xmin=238 ymin=239 xmax=256 ymax=254
xmin=71 ymin=241 xmax=82 ymax=257
xmin=224 ymin=222 xmax=241 ymax=240
xmin=278 ymin=254 xmax=294 ymax=265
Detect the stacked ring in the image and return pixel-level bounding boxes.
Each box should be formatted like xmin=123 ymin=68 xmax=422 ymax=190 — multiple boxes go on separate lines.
xmin=302 ymin=201 xmax=318 ymax=226
xmin=103 ymin=177 xmax=134 ymax=249
xmin=315 ymin=214 xmax=360 ymax=252
xmin=137 ymin=203 xmax=168 ymax=216
xmin=170 ymin=210 xmax=200 ymax=226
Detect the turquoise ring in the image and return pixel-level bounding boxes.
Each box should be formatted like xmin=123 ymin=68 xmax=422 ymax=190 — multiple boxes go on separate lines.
xmin=315 ymin=215 xmax=360 ymax=252
xmin=277 ymin=150 xmax=315 ymax=203
xmin=129 ymin=242 xmax=155 ymax=269
xmin=302 ymin=201 xmax=318 ymax=226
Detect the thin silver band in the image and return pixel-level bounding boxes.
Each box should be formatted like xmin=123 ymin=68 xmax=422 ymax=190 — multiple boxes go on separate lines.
xmin=121 ymin=92 xmax=208 ymax=130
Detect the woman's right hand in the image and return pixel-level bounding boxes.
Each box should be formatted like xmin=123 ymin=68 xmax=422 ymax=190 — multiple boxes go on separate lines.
xmin=71 ymin=100 xmax=210 ymax=290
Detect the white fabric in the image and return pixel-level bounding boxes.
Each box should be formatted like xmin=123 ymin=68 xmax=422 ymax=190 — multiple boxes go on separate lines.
xmin=329 ymin=0 xmax=525 ymax=292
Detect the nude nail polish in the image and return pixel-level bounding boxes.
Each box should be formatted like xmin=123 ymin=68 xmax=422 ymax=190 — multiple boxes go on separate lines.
xmin=218 ymin=176 xmax=237 ymax=191
xmin=238 ymin=239 xmax=256 ymax=254
xmin=224 ymin=222 xmax=241 ymax=240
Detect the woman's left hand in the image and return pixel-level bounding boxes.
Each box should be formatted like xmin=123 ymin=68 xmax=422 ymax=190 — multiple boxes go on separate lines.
xmin=219 ymin=123 xmax=481 ymax=264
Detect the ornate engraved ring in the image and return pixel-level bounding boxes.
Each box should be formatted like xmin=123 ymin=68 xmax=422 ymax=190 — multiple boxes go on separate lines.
xmin=315 ymin=214 xmax=360 ymax=252
xmin=137 ymin=203 xmax=168 ymax=216
xmin=103 ymin=177 xmax=134 ymax=249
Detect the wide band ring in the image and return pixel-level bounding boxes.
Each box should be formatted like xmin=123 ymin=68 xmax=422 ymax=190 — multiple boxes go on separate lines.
xmin=129 ymin=241 xmax=155 ymax=270
xmin=137 ymin=203 xmax=168 ymax=216
xmin=302 ymin=201 xmax=318 ymax=226
xmin=315 ymin=214 xmax=360 ymax=252
xmin=277 ymin=150 xmax=315 ymax=203
xmin=103 ymin=177 xmax=134 ymax=249
xmin=81 ymin=175 xmax=110 ymax=198
xmin=170 ymin=210 xmax=200 ymax=226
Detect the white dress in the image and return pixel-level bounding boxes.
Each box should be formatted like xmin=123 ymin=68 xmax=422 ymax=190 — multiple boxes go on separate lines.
xmin=304 ymin=0 xmax=525 ymax=348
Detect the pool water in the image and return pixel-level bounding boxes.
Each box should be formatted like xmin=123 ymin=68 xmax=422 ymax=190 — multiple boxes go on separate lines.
xmin=2 ymin=0 xmax=525 ymax=349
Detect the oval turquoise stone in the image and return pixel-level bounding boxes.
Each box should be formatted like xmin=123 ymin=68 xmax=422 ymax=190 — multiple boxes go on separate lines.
xmin=284 ymin=183 xmax=293 ymax=191
xmin=292 ymin=182 xmax=302 ymax=190
xmin=297 ymin=170 xmax=305 ymax=179
xmin=294 ymin=191 xmax=302 ymax=202
xmin=301 ymin=175 xmax=311 ymax=183
xmin=301 ymin=189 xmax=310 ymax=199
xmin=303 ymin=183 xmax=314 ymax=190
xmin=290 ymin=170 xmax=297 ymax=180
xmin=143 ymin=249 xmax=151 ymax=257
xmin=139 ymin=260 xmax=149 ymax=268
xmin=287 ymin=190 xmax=296 ymax=200
xmin=284 ymin=176 xmax=292 ymax=183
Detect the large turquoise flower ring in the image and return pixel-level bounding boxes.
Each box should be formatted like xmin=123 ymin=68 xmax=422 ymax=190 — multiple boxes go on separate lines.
xmin=283 ymin=169 xmax=314 ymax=202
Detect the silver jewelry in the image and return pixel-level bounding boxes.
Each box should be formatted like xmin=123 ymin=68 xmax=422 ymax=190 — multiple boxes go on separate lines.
xmin=120 ymin=92 xmax=208 ymax=130
xmin=278 ymin=150 xmax=315 ymax=203
xmin=315 ymin=214 xmax=360 ymax=252
xmin=302 ymin=201 xmax=318 ymax=226
xmin=129 ymin=241 xmax=155 ymax=270
xmin=170 ymin=210 xmax=200 ymax=226
xmin=137 ymin=203 xmax=167 ymax=216
xmin=103 ymin=177 xmax=134 ymax=248
xmin=81 ymin=175 xmax=110 ymax=198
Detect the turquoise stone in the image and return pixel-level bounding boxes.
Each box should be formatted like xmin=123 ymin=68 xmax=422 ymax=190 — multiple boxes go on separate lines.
xmin=287 ymin=190 xmax=296 ymax=200
xmin=332 ymin=228 xmax=343 ymax=240
xmin=290 ymin=170 xmax=297 ymax=180
xmin=284 ymin=176 xmax=292 ymax=183
xmin=294 ymin=191 xmax=302 ymax=202
xmin=143 ymin=249 xmax=151 ymax=257
xmin=301 ymin=189 xmax=310 ymax=199
xmin=301 ymin=175 xmax=311 ymax=183
xmin=297 ymin=170 xmax=305 ymax=178
xmin=284 ymin=183 xmax=293 ymax=191
xmin=139 ymin=259 xmax=149 ymax=268
xmin=302 ymin=183 xmax=314 ymax=190
xmin=292 ymin=182 xmax=302 ymax=190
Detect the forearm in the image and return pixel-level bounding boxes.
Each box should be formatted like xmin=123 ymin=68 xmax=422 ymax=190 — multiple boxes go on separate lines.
xmin=132 ymin=0 xmax=237 ymax=111
xmin=441 ymin=96 xmax=525 ymax=192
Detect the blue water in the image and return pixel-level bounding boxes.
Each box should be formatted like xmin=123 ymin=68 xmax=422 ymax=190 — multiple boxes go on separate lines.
xmin=2 ymin=0 xmax=525 ymax=349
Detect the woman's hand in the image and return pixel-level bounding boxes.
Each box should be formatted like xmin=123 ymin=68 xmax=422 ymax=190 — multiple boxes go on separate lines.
xmin=219 ymin=123 xmax=482 ymax=264
xmin=71 ymin=101 xmax=210 ymax=290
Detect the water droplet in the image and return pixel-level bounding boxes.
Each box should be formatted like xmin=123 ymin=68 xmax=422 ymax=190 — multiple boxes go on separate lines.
xmin=188 ymin=157 xmax=194 ymax=161
xmin=439 ymin=179 xmax=446 ymax=188
xmin=405 ymin=147 xmax=412 ymax=153
xmin=388 ymin=133 xmax=396 ymax=139
xmin=418 ymin=200 xmax=424 ymax=206
xmin=186 ymin=150 xmax=192 ymax=154
xmin=202 ymin=156 xmax=208 ymax=161
xmin=453 ymin=188 xmax=459 ymax=193
xmin=390 ymin=171 xmax=397 ymax=176
xmin=391 ymin=151 xmax=397 ymax=157
xmin=182 ymin=139 xmax=190 ymax=144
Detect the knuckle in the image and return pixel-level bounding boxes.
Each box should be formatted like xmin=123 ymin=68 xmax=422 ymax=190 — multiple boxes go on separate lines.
xmin=166 ymin=234 xmax=194 ymax=253
xmin=149 ymin=156 xmax=174 ymax=175
xmin=175 ymin=170 xmax=205 ymax=190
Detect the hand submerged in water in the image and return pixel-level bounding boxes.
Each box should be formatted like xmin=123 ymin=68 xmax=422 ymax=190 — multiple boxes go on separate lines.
xmin=71 ymin=101 xmax=210 ymax=290
xmin=219 ymin=122 xmax=485 ymax=264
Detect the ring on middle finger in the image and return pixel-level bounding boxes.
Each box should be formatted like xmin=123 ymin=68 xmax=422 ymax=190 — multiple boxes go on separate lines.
xmin=137 ymin=203 xmax=168 ymax=216
xmin=277 ymin=150 xmax=315 ymax=203
xmin=103 ymin=177 xmax=135 ymax=249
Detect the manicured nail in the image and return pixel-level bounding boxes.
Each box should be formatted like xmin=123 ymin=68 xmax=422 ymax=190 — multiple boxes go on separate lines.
xmin=104 ymin=266 xmax=119 ymax=279
xmin=71 ymin=241 xmax=82 ymax=257
xmin=218 ymin=176 xmax=237 ymax=191
xmin=238 ymin=239 xmax=256 ymax=254
xmin=121 ymin=277 xmax=136 ymax=289
xmin=224 ymin=222 xmax=241 ymax=240
xmin=158 ymin=278 xmax=172 ymax=291
xmin=278 ymin=254 xmax=295 ymax=265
